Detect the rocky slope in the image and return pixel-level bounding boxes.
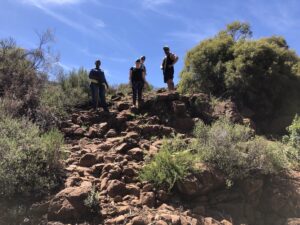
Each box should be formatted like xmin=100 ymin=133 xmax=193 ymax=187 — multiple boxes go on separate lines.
xmin=28 ymin=90 xmax=300 ymax=225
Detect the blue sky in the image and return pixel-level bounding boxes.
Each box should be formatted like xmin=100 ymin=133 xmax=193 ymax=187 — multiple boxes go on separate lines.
xmin=1 ymin=0 xmax=300 ymax=87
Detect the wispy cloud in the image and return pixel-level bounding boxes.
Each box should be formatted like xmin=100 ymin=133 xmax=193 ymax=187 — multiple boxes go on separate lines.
xmin=141 ymin=0 xmax=173 ymax=9
xmin=22 ymin=0 xmax=107 ymax=35
xmin=247 ymin=0 xmax=300 ymax=33
xmin=26 ymin=0 xmax=82 ymax=6
xmin=167 ymin=31 xmax=207 ymax=43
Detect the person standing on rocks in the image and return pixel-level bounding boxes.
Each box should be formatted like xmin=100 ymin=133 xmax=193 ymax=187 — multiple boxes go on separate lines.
xmin=129 ymin=58 xmax=146 ymax=108
xmin=161 ymin=46 xmax=178 ymax=91
xmin=89 ymin=59 xmax=109 ymax=112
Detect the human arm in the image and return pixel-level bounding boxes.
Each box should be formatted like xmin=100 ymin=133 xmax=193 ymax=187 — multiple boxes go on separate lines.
xmin=103 ymin=72 xmax=109 ymax=89
xmin=169 ymin=53 xmax=179 ymax=67
xmin=89 ymin=69 xmax=98 ymax=80
xmin=129 ymin=68 xmax=133 ymax=85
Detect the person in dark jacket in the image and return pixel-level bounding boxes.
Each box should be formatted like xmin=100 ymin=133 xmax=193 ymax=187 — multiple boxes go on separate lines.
xmin=129 ymin=59 xmax=146 ymax=108
xmin=89 ymin=59 xmax=109 ymax=112
xmin=161 ymin=46 xmax=178 ymax=91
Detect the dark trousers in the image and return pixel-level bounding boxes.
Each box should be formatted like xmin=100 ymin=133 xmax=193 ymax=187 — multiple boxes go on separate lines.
xmin=132 ymin=81 xmax=143 ymax=106
xmin=90 ymin=83 xmax=108 ymax=111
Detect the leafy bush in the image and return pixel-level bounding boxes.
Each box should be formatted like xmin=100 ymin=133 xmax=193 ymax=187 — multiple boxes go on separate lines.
xmin=57 ymin=67 xmax=90 ymax=107
xmin=84 ymin=186 xmax=100 ymax=214
xmin=0 ymin=112 xmax=65 ymax=197
xmin=0 ymin=38 xmax=46 ymax=117
xmin=283 ymin=115 xmax=300 ymax=165
xmin=194 ymin=119 xmax=289 ymax=179
xmin=139 ymin=137 xmax=195 ymax=190
xmin=178 ymin=21 xmax=300 ymax=133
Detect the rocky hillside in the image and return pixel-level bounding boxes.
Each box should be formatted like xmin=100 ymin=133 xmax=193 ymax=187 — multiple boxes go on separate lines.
xmin=29 ymin=90 xmax=300 ymax=225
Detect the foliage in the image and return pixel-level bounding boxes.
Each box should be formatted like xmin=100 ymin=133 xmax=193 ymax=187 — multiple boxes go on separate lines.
xmin=194 ymin=119 xmax=290 ymax=180
xmin=139 ymin=137 xmax=195 ymax=190
xmin=84 ymin=186 xmax=100 ymax=214
xmin=0 ymin=112 xmax=65 ymax=197
xmin=0 ymin=38 xmax=46 ymax=117
xmin=178 ymin=21 xmax=300 ymax=132
xmin=283 ymin=115 xmax=300 ymax=165
xmin=57 ymin=67 xmax=90 ymax=107
xmin=141 ymin=118 xmax=294 ymax=190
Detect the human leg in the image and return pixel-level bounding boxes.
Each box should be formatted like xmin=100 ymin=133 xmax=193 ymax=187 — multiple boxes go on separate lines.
xmin=137 ymin=82 xmax=143 ymax=107
xmin=99 ymin=86 xmax=109 ymax=112
xmin=132 ymin=82 xmax=138 ymax=106
xmin=91 ymin=83 xmax=99 ymax=109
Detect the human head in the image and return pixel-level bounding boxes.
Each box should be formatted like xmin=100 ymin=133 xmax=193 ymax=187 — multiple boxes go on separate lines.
xmin=140 ymin=56 xmax=146 ymax=63
xmin=95 ymin=59 xmax=101 ymax=68
xmin=163 ymin=46 xmax=170 ymax=55
xmin=135 ymin=58 xmax=141 ymax=68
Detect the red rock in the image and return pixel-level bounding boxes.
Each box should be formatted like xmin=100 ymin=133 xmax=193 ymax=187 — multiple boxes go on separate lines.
xmin=115 ymin=143 xmax=132 ymax=153
xmin=142 ymin=183 xmax=154 ymax=192
xmin=173 ymin=101 xmax=186 ymax=116
xmin=123 ymin=167 xmax=136 ymax=177
xmin=126 ymin=184 xmax=140 ymax=197
xmin=106 ymin=215 xmax=125 ymax=224
xmin=140 ymin=192 xmax=156 ymax=208
xmin=107 ymin=180 xmax=127 ymax=197
xmin=221 ymin=219 xmax=232 ymax=225
xmin=74 ymin=127 xmax=85 ymax=136
xmin=132 ymin=216 xmax=148 ymax=225
xmin=106 ymin=129 xmax=117 ymax=138
xmin=78 ymin=153 xmax=97 ymax=167
xmin=48 ymin=181 xmax=92 ymax=221
xmin=171 ymin=117 xmax=195 ymax=132
xmin=157 ymin=190 xmax=169 ymax=202
xmin=286 ymin=218 xmax=300 ymax=225
xmin=156 ymin=220 xmax=168 ymax=225
xmin=128 ymin=148 xmax=144 ymax=161
xmin=117 ymin=102 xmax=131 ymax=111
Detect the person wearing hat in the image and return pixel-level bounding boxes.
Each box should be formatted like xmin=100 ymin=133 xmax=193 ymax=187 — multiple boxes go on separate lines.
xmin=161 ymin=46 xmax=178 ymax=91
xmin=129 ymin=58 xmax=146 ymax=108
xmin=89 ymin=59 xmax=109 ymax=112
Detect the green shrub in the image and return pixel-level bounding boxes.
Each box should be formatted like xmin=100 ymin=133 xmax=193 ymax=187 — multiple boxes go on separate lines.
xmin=84 ymin=186 xmax=100 ymax=214
xmin=194 ymin=119 xmax=289 ymax=180
xmin=57 ymin=67 xmax=90 ymax=107
xmin=0 ymin=113 xmax=65 ymax=197
xmin=178 ymin=21 xmax=300 ymax=133
xmin=283 ymin=115 xmax=300 ymax=165
xmin=140 ymin=138 xmax=195 ymax=190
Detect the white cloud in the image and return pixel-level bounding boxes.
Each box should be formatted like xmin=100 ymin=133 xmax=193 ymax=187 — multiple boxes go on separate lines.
xmin=94 ymin=19 xmax=106 ymax=28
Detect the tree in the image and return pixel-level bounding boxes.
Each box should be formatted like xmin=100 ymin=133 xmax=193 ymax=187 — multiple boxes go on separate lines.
xmin=221 ymin=21 xmax=252 ymax=41
xmin=178 ymin=21 xmax=300 ymax=133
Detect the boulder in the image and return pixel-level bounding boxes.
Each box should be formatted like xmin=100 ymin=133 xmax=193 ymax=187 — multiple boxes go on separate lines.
xmin=78 ymin=153 xmax=98 ymax=167
xmin=107 ymin=180 xmax=127 ymax=197
xmin=117 ymin=102 xmax=131 ymax=111
xmin=140 ymin=192 xmax=156 ymax=208
xmin=131 ymin=216 xmax=149 ymax=225
xmin=171 ymin=117 xmax=195 ymax=132
xmin=173 ymin=101 xmax=186 ymax=116
xmin=176 ymin=166 xmax=225 ymax=196
xmin=48 ymin=181 xmax=92 ymax=221
xmin=128 ymin=148 xmax=144 ymax=161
